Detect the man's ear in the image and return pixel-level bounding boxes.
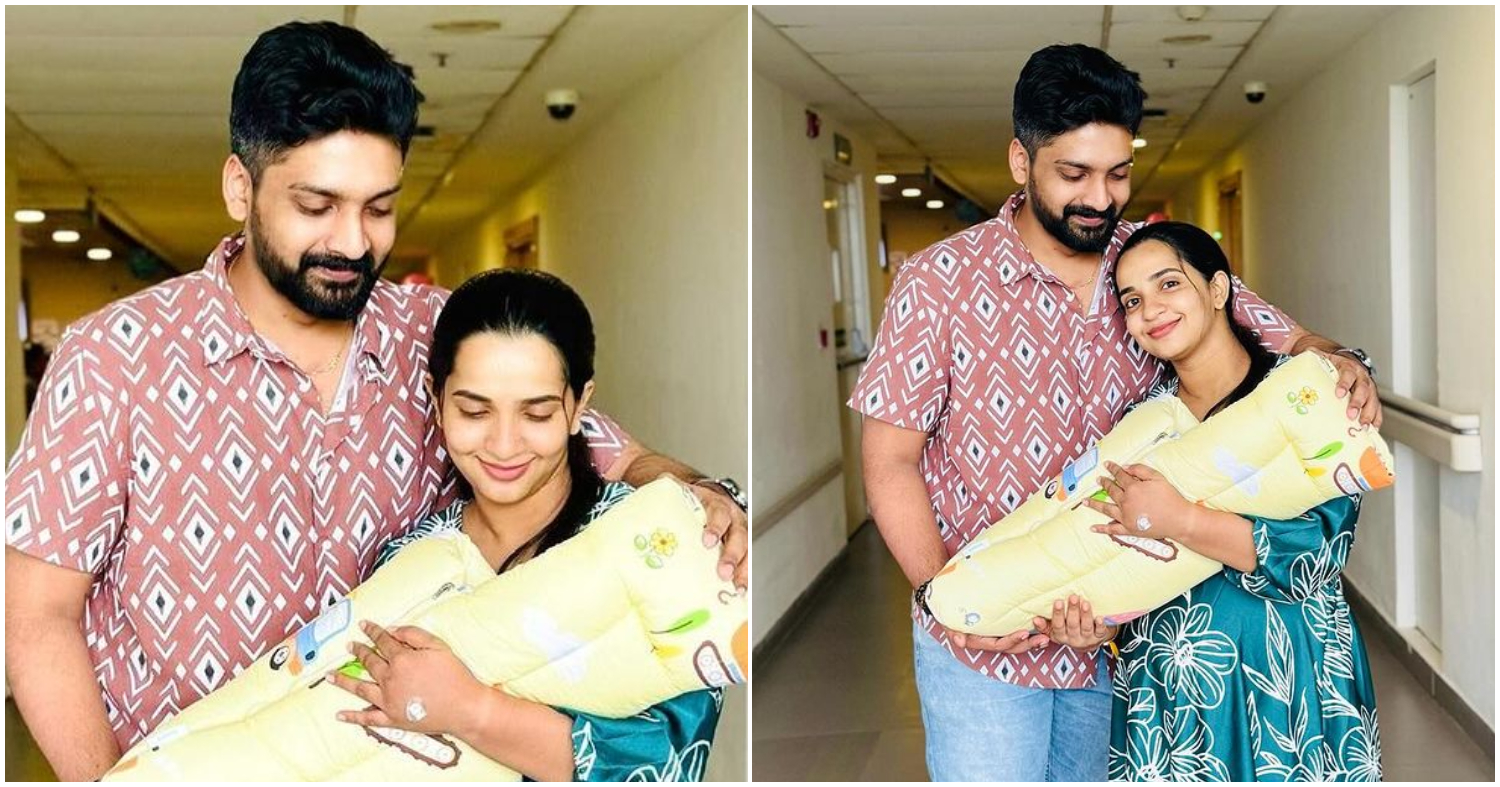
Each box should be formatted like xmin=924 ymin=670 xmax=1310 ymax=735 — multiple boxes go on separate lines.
xmin=1008 ymin=138 xmax=1032 ymax=188
xmin=223 ymin=154 xmax=253 ymax=224
xmin=570 ymin=380 xmax=596 ymax=435
xmin=425 ymin=373 xmax=442 ymax=428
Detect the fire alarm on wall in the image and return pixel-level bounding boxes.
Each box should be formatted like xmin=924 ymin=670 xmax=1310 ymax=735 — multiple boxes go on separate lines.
xmin=806 ymin=109 xmax=821 ymax=139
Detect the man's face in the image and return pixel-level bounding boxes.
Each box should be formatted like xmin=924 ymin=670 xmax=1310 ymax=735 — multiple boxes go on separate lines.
xmin=241 ymin=131 xmax=403 ymax=320
xmin=1021 ymin=123 xmax=1134 ymax=253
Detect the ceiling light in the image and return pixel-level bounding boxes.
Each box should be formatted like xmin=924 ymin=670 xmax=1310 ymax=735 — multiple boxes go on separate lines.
xmin=901 ymin=188 xmax=922 ymax=198
xmin=52 ymin=230 xmax=81 ymax=243
xmin=1162 ymin=34 xmax=1213 ymax=45
xmin=875 ymin=174 xmax=897 ymax=185
xmin=1133 ymin=138 xmax=1148 ymax=149
xmin=430 ymin=20 xmax=502 ymax=34
xmin=14 ymin=210 xmax=45 ymax=224
xmin=87 ymin=247 xmax=113 ymax=261
xmin=926 ymin=200 xmax=945 ymax=209
xmin=1176 ymin=6 xmax=1208 ymax=22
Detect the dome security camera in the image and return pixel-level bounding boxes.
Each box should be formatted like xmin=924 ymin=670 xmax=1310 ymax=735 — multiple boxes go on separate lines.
xmin=545 ymin=89 xmax=578 ymax=121
xmin=1244 ymin=81 xmax=1268 ymax=104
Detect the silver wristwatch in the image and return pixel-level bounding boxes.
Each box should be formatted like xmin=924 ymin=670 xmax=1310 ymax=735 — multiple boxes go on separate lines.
xmin=1333 ymin=347 xmax=1377 ymax=380
xmin=692 ymin=477 xmax=748 ymax=512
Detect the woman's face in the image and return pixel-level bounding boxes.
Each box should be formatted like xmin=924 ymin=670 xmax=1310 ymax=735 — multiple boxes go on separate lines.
xmin=437 ymin=331 xmax=593 ymax=507
xmin=1115 ymin=239 xmax=1227 ymax=363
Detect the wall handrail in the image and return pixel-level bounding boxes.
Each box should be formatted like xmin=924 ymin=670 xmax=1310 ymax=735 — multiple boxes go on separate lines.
xmin=1377 ymin=387 xmax=1483 ymax=472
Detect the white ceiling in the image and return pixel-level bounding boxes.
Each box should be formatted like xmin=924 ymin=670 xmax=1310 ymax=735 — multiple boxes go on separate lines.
xmin=6 ymin=5 xmax=740 ymax=272
xmin=754 ymin=5 xmax=1398 ymax=215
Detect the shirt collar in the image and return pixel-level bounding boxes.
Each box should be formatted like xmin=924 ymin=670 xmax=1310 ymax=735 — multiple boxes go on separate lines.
xmin=992 ymin=190 xmax=1133 ymax=318
xmin=200 ymin=232 xmax=390 ymax=380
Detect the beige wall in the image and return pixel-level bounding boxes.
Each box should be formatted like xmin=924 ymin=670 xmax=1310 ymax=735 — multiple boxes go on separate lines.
xmin=6 ymin=156 xmax=23 ymax=457
xmin=428 ymin=13 xmax=748 ymax=778
xmin=751 ymin=68 xmax=886 ymax=641
xmin=22 ymin=250 xmax=172 ymax=336
xmin=883 ymin=204 xmax=978 ymax=266
xmin=1169 ymin=5 xmax=1494 ymax=723
xmin=432 ymin=10 xmax=748 ymax=485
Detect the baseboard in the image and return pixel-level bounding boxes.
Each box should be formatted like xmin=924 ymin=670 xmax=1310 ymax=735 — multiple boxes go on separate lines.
xmin=1344 ymin=579 xmax=1495 ymax=761
xmin=751 ymin=525 xmax=860 ymax=672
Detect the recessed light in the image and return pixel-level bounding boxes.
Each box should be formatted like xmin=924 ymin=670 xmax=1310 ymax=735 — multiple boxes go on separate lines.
xmin=901 ymin=188 xmax=922 ymax=198
xmin=87 ymin=248 xmax=113 ymax=261
xmin=1162 ymin=34 xmax=1212 ymax=45
xmin=52 ymin=230 xmax=81 ymax=243
xmin=430 ymin=20 xmax=502 ymax=34
xmin=14 ymin=210 xmax=45 ymax=223
xmin=1133 ymin=138 xmax=1148 ymax=149
xmin=926 ymin=200 xmax=945 ymax=209
xmin=875 ymin=174 xmax=897 ymax=185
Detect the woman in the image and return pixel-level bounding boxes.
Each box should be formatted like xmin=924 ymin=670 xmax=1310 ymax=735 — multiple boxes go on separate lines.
xmin=1040 ymin=222 xmax=1380 ymax=782
xmin=326 ymin=268 xmax=721 ymax=781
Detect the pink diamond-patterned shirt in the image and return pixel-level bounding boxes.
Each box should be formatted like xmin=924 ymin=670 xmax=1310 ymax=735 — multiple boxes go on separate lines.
xmin=4 ymin=234 xmax=633 ymax=750
xmin=849 ymin=193 xmax=1298 ymax=689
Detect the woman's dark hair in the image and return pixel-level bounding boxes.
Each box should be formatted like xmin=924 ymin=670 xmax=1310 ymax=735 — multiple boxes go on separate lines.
xmin=230 ymin=21 xmax=424 ymax=180
xmin=1013 ymin=44 xmax=1147 ymax=157
xmin=1116 ymin=221 xmax=1277 ymax=419
xmin=429 ymin=268 xmax=602 ymax=574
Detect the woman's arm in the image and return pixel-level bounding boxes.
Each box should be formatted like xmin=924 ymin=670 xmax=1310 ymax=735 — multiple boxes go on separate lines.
xmin=454 ymin=689 xmax=575 ymax=781
xmin=1085 ymin=461 xmax=1256 ymax=571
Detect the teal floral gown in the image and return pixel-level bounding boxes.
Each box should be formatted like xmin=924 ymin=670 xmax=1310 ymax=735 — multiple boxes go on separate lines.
xmin=1108 ymin=376 xmax=1381 ymax=782
xmin=372 ymin=482 xmax=723 ymax=781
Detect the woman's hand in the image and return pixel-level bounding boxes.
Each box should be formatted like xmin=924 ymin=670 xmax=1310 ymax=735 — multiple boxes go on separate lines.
xmin=1082 ymin=461 xmax=1199 ymax=542
xmin=327 ymin=621 xmax=491 ymax=739
xmin=1032 ymin=595 xmax=1117 ymax=650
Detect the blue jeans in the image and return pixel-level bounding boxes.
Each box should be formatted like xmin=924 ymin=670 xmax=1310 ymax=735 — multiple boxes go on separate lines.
xmin=912 ymin=622 xmax=1112 ymax=781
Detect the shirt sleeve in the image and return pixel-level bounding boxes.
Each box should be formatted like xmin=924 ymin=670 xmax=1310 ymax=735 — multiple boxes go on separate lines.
xmin=847 ymin=254 xmax=952 ymax=432
xmin=5 ymin=325 xmax=131 ymax=575
xmin=568 ymin=689 xmax=723 ymax=781
xmin=1220 ymin=496 xmax=1360 ymax=604
xmin=1231 ymin=278 xmax=1301 ymax=353
xmin=579 ymin=409 xmax=632 ymax=477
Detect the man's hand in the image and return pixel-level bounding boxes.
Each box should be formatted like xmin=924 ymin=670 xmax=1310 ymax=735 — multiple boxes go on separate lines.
xmin=1320 ymin=349 xmax=1383 ymax=427
xmin=944 ymin=624 xmax=1050 ymax=655
xmin=690 ymin=483 xmax=748 ymax=592
xmin=1284 ymin=330 xmax=1382 ymax=428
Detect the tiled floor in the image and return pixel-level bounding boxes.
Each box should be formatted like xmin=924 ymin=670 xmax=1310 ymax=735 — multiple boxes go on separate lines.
xmin=752 ymin=523 xmax=1496 ymax=782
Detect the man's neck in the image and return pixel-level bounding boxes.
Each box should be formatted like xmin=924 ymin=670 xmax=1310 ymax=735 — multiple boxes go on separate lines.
xmin=1012 ymin=192 xmax=1103 ymax=283
xmin=226 ymin=242 xmax=352 ymax=345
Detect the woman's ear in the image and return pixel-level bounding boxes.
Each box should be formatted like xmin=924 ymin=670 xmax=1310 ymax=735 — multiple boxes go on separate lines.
xmin=1211 ymin=271 xmax=1231 ymax=310
xmin=570 ymin=380 xmax=597 ymax=435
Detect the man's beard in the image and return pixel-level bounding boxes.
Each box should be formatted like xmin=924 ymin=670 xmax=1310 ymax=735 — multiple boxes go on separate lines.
xmin=1026 ymin=179 xmax=1121 ymax=254
xmin=248 ymin=219 xmax=384 ymax=321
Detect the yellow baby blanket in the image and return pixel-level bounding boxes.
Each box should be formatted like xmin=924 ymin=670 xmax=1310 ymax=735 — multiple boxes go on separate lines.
xmin=106 ymin=478 xmax=748 ymax=781
xmin=926 ymin=352 xmax=1394 ymax=636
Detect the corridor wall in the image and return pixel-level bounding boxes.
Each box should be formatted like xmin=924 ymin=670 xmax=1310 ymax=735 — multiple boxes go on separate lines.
xmin=1169 ymin=4 xmax=1494 ymax=726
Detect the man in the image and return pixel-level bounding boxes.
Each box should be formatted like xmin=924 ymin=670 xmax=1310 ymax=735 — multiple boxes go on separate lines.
xmin=5 ymin=22 xmax=748 ymax=781
xmin=850 ymin=44 xmax=1380 ymax=781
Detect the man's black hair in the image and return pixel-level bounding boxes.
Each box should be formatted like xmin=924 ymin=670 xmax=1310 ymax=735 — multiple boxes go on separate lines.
xmin=1013 ymin=44 xmax=1147 ymax=156
xmin=230 ymin=21 xmax=424 ymax=179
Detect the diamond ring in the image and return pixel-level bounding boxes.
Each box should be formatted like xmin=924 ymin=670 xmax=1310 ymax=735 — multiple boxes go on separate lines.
xmin=405 ymin=698 xmax=428 ymax=723
xmin=1135 ymin=515 xmax=1152 ymax=532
